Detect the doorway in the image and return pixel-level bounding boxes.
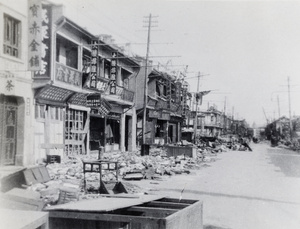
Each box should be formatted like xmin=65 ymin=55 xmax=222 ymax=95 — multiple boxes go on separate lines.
xmin=0 ymin=96 xmax=18 ymax=165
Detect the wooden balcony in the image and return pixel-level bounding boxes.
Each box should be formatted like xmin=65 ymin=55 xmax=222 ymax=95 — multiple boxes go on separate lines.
xmin=104 ymin=83 xmax=135 ymax=103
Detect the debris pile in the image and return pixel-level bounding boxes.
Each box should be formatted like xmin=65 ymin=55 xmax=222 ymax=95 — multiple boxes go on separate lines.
xmin=14 ymin=138 xmax=246 ymax=206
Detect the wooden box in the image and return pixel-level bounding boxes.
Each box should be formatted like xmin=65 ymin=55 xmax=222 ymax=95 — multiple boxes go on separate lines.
xmin=47 ymin=197 xmax=203 ymax=229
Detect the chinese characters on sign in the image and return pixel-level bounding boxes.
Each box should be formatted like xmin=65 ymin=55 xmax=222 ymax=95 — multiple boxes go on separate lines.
xmin=55 ymin=63 xmax=82 ymax=87
xmin=149 ymin=110 xmax=170 ymax=120
xmin=182 ymin=87 xmax=188 ymax=116
xmin=86 ymin=93 xmax=101 ymax=107
xmin=175 ymin=82 xmax=181 ymax=103
xmin=28 ymin=0 xmax=42 ymax=71
xmin=0 ymin=71 xmax=15 ymax=94
xmin=90 ymin=40 xmax=98 ymax=88
xmin=110 ymin=52 xmax=118 ymax=94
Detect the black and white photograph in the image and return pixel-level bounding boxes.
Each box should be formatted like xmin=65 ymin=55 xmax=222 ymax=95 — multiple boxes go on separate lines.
xmin=0 ymin=0 xmax=300 ymax=228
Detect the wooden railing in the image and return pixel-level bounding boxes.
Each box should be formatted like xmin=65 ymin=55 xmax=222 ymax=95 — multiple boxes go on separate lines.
xmin=104 ymin=84 xmax=135 ymax=103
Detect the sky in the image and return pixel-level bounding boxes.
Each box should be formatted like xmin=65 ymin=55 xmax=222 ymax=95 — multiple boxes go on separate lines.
xmin=49 ymin=0 xmax=300 ymax=126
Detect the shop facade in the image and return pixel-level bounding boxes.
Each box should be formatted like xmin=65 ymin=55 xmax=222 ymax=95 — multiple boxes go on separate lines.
xmin=0 ymin=2 xmax=35 ymax=166
xmin=136 ymin=68 xmax=185 ymax=147
xmin=31 ymin=3 xmax=140 ymax=161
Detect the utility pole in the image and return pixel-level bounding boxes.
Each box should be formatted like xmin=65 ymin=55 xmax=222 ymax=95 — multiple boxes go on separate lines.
xmin=142 ymin=14 xmax=156 ymax=155
xmin=193 ymin=72 xmax=201 ymax=143
xmin=223 ymin=96 xmax=227 ymax=134
xmin=287 ymin=76 xmax=293 ymax=140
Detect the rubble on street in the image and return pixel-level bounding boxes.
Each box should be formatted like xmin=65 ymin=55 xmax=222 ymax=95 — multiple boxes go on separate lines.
xmin=16 ymin=138 xmax=256 ymax=208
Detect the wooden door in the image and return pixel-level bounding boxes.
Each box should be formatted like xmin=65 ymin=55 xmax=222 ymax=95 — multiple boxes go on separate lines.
xmin=0 ymin=96 xmax=18 ymax=165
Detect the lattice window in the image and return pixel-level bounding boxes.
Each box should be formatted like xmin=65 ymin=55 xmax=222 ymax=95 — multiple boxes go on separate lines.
xmin=65 ymin=109 xmax=86 ymax=156
xmin=3 ymin=14 xmax=21 ymax=58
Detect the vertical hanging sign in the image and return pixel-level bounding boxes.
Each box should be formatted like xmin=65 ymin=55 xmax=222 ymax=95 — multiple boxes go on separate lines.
xmin=110 ymin=52 xmax=118 ymax=94
xmin=28 ymin=0 xmax=42 ymax=71
xmin=34 ymin=4 xmax=52 ymax=78
xmin=90 ymin=40 xmax=98 ymax=88
xmin=175 ymin=81 xmax=181 ymax=103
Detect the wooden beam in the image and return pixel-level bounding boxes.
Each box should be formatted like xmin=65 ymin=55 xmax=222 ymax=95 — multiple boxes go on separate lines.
xmin=142 ymin=201 xmax=190 ymax=209
xmin=159 ymin=198 xmax=197 ymax=204
xmin=48 ymin=211 xmax=164 ymax=225
xmin=128 ymin=206 xmax=178 ymax=214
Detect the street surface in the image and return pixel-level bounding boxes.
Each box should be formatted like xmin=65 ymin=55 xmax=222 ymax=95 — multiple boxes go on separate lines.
xmin=133 ymin=142 xmax=300 ymax=229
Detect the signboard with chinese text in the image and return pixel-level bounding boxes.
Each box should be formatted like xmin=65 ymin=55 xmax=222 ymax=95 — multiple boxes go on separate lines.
xmin=96 ymin=78 xmax=109 ymax=92
xmin=110 ymin=52 xmax=118 ymax=94
xmin=161 ymin=112 xmax=170 ymax=120
xmin=149 ymin=110 xmax=160 ymax=119
xmin=175 ymin=82 xmax=181 ymax=103
xmin=0 ymin=71 xmax=15 ymax=95
xmin=33 ymin=3 xmax=52 ymax=77
xmin=55 ymin=63 xmax=82 ymax=87
xmin=90 ymin=40 xmax=98 ymax=88
xmin=149 ymin=110 xmax=170 ymax=120
xmin=86 ymin=93 xmax=101 ymax=107
xmin=28 ymin=0 xmax=42 ymax=71
xmin=182 ymin=88 xmax=187 ymax=116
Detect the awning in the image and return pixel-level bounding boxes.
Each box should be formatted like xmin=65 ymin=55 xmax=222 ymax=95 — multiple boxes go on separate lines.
xmin=68 ymin=93 xmax=87 ymax=106
xmin=35 ymin=85 xmax=74 ymax=107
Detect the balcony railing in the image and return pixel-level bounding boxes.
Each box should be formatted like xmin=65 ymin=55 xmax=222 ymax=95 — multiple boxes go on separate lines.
xmin=104 ymin=84 xmax=135 ymax=103
xmin=156 ymin=98 xmax=168 ymax=110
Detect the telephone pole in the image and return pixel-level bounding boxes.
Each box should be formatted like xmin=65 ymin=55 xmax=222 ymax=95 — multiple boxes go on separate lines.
xmin=193 ymin=72 xmax=209 ymax=143
xmin=193 ymin=72 xmax=201 ymax=143
xmin=223 ymin=96 xmax=227 ymax=134
xmin=142 ymin=14 xmax=157 ymax=155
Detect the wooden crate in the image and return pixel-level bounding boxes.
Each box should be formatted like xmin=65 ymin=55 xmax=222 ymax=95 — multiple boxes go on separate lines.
xmin=48 ymin=197 xmax=203 ymax=229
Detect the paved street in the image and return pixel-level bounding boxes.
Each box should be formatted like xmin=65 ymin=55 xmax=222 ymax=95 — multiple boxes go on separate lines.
xmin=134 ymin=143 xmax=300 ymax=229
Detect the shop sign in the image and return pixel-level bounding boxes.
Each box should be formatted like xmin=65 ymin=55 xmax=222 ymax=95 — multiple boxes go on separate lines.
xmin=28 ymin=0 xmax=42 ymax=71
xmin=161 ymin=112 xmax=170 ymax=120
xmin=175 ymin=82 xmax=181 ymax=103
xmin=29 ymin=2 xmax=52 ymax=76
xmin=149 ymin=110 xmax=160 ymax=119
xmin=107 ymin=112 xmax=121 ymax=120
xmin=90 ymin=40 xmax=98 ymax=88
xmin=182 ymin=88 xmax=187 ymax=116
xmin=110 ymin=52 xmax=118 ymax=94
xmin=55 ymin=63 xmax=82 ymax=87
xmin=149 ymin=110 xmax=170 ymax=120
xmin=86 ymin=93 xmax=101 ymax=107
xmin=96 ymin=78 xmax=109 ymax=92
xmin=0 ymin=71 xmax=15 ymax=94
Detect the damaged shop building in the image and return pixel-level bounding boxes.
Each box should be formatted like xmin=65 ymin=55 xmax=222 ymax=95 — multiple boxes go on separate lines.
xmin=32 ymin=3 xmax=140 ymax=162
xmin=135 ymin=67 xmax=190 ymax=153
